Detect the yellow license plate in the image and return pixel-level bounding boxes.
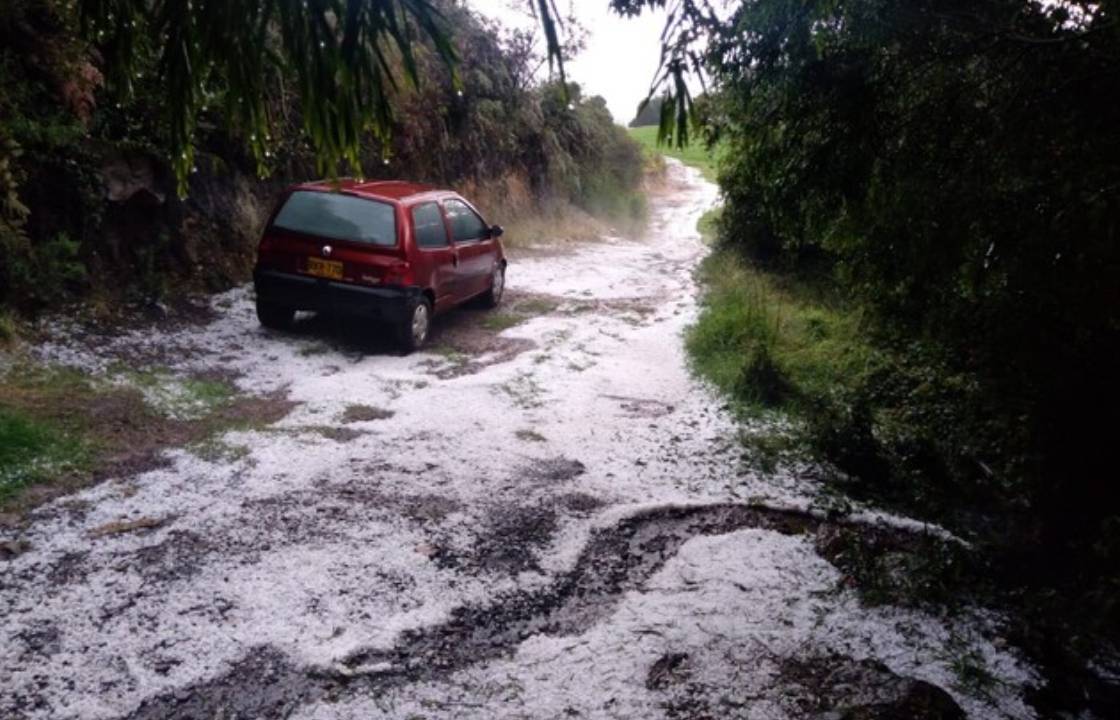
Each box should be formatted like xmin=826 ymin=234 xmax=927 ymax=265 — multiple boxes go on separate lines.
xmin=306 ymin=257 xmax=344 ymax=280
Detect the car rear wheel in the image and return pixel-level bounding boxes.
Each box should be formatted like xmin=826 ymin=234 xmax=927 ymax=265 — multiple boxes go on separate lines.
xmin=397 ymin=297 xmax=432 ymax=353
xmin=481 ymin=263 xmax=505 ymax=308
xmin=256 ymin=299 xmax=294 ymax=330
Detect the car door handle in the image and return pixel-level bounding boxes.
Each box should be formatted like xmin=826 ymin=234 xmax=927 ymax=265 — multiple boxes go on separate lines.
xmin=451 ymin=252 xmax=459 ymax=267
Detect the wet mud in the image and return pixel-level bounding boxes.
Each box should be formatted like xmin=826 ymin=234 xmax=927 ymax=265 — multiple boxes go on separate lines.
xmin=777 ymin=654 xmax=966 ymax=719
xmin=114 ymin=502 xmax=951 ymax=720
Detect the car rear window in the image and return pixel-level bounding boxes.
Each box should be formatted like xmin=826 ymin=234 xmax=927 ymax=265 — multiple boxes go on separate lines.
xmin=272 ymin=191 xmax=397 ymax=246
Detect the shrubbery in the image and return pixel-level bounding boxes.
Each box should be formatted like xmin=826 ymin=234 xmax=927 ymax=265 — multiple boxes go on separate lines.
xmin=690 ymin=0 xmax=1120 ymax=690
xmin=0 ymin=0 xmax=646 ymax=313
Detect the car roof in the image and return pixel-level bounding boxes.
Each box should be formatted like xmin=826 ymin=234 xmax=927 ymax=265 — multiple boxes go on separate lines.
xmin=290 ymin=179 xmax=448 ymax=204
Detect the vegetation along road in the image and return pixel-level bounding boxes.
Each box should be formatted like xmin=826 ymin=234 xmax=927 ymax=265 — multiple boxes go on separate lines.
xmin=2 ymin=0 xmax=1117 ymax=718
xmin=0 ymin=160 xmax=1037 ymax=719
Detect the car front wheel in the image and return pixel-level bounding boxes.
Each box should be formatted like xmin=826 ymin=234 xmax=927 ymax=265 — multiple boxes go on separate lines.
xmin=397 ymin=296 xmax=432 ymax=353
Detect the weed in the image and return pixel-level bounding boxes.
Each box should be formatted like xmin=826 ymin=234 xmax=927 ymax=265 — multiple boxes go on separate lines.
xmin=737 ymin=425 xmax=802 ymax=474
xmin=341 ymin=404 xmax=395 ymax=423
xmin=190 ymin=438 xmax=252 ymax=464
xmin=697 ymin=207 xmax=721 ymax=246
xmin=0 ymin=311 xmax=17 ymax=344
xmin=944 ymin=637 xmax=999 ymax=699
xmin=515 ymin=297 xmax=560 ymax=316
xmin=481 ymin=313 xmax=524 ymax=332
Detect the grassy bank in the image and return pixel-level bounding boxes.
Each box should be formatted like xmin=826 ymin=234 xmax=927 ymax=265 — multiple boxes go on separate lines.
xmin=628 ymin=126 xmax=722 ymax=182
xmin=687 ymin=243 xmax=875 ymax=413
xmin=0 ymin=362 xmax=291 ymax=518
xmin=686 ymin=217 xmax=885 ymax=471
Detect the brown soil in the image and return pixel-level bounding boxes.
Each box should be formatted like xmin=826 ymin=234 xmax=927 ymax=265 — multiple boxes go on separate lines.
xmin=0 ymin=377 xmax=295 ymax=529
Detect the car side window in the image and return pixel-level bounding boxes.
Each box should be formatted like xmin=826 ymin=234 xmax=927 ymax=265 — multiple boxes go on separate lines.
xmin=412 ymin=202 xmax=450 ymax=249
xmin=443 ymin=199 xmax=488 ymax=243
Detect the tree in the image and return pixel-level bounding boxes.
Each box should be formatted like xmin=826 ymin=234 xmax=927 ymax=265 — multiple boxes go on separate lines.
xmin=77 ymin=0 xmax=458 ymax=192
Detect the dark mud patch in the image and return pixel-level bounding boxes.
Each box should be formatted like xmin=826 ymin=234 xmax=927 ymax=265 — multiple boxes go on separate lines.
xmin=778 ymin=654 xmax=965 ymax=719
xmin=46 ymin=550 xmax=91 ymax=586
xmin=418 ymin=290 xmax=561 ymax=378
xmin=110 ymin=502 xmax=971 ymax=720
xmin=340 ymin=404 xmax=395 ymax=423
xmin=421 ymin=336 xmax=537 ymax=379
xmin=557 ymin=492 xmax=606 ymax=515
xmin=602 ymin=393 xmax=675 ymax=419
xmin=647 ymin=652 xmax=691 ymax=690
xmin=646 ymin=651 xmax=740 ymax=720
xmin=470 ymin=504 xmax=559 ymax=574
xmin=13 ymin=620 xmax=62 ymax=661
xmin=30 ymin=295 xmax=218 ymax=345
xmin=564 ymin=297 xmax=659 ymax=325
xmin=0 ymin=538 xmax=32 ymax=560
xmin=125 ymin=646 xmax=310 ymax=720
xmin=132 ymin=530 xmax=214 ymax=584
xmin=522 ymin=456 xmax=586 ymax=485
xmin=813 ymin=523 xmax=981 ymax=609
xmin=299 ymin=425 xmax=365 ymax=443
xmin=234 ymin=486 xmax=464 ymax=552
xmin=400 ymin=494 xmax=463 ymax=524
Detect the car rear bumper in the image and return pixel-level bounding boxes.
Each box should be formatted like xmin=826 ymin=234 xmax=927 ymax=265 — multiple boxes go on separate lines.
xmin=253 ymin=268 xmax=418 ymax=322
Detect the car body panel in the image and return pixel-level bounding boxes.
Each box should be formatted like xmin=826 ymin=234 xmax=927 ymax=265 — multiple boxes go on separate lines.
xmin=254 ymin=181 xmax=505 ymax=326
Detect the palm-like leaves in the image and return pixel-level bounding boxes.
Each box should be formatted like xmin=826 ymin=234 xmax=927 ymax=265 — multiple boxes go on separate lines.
xmin=79 ymin=0 xmax=458 ymax=193
xmin=76 ymin=0 xmax=715 ymax=193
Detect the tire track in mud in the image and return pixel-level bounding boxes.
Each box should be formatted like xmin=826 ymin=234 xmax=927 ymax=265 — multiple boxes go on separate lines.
xmin=121 ymin=502 xmax=946 ymax=720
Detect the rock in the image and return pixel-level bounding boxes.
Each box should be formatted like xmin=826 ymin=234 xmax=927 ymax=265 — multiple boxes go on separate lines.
xmin=101 ymin=154 xmax=166 ymax=205
xmin=0 ymin=538 xmax=31 ymax=560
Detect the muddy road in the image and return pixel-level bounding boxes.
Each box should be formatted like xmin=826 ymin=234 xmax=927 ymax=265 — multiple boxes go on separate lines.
xmin=1 ymin=162 xmax=1036 ymax=719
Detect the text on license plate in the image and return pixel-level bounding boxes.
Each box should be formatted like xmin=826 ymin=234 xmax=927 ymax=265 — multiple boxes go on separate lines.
xmin=306 ymin=257 xmax=343 ymax=280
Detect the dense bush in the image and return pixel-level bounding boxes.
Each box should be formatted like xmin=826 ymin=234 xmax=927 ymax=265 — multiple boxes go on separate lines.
xmin=702 ymin=0 xmax=1120 ymax=653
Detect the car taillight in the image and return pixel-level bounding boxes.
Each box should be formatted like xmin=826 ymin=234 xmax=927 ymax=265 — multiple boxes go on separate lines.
xmin=385 ymin=261 xmax=412 ymax=286
xmin=258 ymin=236 xmax=274 ymax=253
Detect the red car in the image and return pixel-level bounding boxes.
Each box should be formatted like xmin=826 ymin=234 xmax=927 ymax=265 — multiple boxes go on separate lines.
xmin=253 ymin=179 xmax=506 ymax=351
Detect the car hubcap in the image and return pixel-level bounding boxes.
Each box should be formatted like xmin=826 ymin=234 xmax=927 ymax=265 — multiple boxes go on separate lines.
xmin=493 ymin=267 xmax=504 ymax=300
xmin=412 ymin=304 xmax=430 ymax=345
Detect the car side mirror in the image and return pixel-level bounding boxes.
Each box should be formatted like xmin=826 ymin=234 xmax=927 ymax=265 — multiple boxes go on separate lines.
xmin=489 ymin=225 xmax=504 ymax=239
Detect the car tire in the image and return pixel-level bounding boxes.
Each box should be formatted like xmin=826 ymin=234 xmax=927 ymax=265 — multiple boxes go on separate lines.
xmin=257 ymin=299 xmax=294 ymax=330
xmin=481 ymin=263 xmax=505 ymax=309
xmin=397 ymin=296 xmax=433 ymax=354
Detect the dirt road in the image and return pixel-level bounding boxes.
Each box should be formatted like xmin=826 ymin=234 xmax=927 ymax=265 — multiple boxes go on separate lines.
xmin=1 ymin=162 xmax=1035 ymax=719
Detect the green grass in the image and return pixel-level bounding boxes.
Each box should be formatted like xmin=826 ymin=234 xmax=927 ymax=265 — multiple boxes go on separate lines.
xmin=686 ymin=248 xmax=877 ymax=412
xmin=628 ymin=126 xmax=723 ymax=182
xmin=126 ymin=369 xmax=235 ymax=419
xmin=0 ymin=311 xmax=17 ymax=344
xmin=0 ymin=407 xmax=88 ymax=501
xmin=0 ymin=362 xmax=279 ymax=513
xmin=481 ymin=313 xmax=524 ymax=332
xmin=697 ymin=207 xmax=721 ymax=246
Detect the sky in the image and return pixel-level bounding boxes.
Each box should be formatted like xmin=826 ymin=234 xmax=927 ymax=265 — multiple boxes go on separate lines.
xmin=467 ymin=0 xmax=671 ymax=126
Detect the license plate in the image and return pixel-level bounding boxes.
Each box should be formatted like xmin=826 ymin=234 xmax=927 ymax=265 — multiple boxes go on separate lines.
xmin=306 ymin=257 xmax=343 ymax=280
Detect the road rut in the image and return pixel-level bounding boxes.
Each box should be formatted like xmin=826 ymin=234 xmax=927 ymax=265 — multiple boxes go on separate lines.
xmin=2 ymin=161 xmax=1035 ymax=719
